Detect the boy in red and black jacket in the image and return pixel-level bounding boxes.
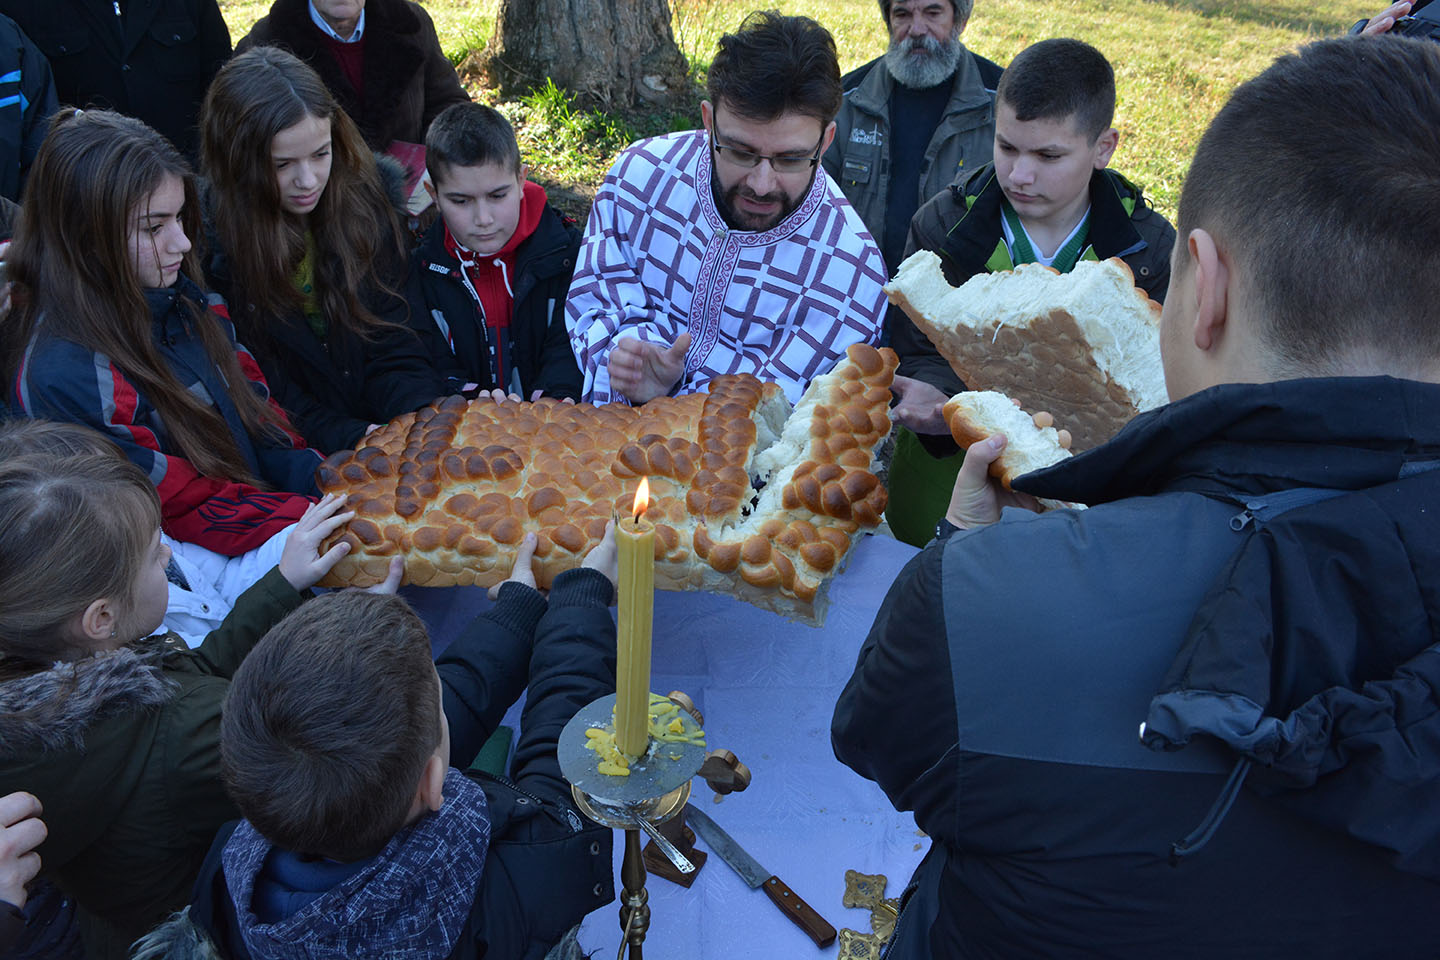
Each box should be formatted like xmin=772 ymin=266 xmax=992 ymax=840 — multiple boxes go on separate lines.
xmin=408 ymin=103 xmax=584 ymax=401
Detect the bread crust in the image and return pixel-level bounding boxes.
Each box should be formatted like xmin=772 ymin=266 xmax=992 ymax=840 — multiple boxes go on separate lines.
xmin=886 ymin=252 xmax=1164 ymax=451
xmin=315 ymin=344 xmax=898 ymax=623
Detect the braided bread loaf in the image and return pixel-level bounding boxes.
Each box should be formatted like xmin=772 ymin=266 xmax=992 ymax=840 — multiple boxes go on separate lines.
xmin=316 ymin=344 xmax=898 ymax=623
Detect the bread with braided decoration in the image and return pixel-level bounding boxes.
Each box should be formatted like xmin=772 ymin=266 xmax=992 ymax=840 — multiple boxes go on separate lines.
xmin=315 ymin=344 xmax=898 ymax=623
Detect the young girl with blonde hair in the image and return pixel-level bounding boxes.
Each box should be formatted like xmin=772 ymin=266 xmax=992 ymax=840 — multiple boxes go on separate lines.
xmin=0 ymin=450 xmax=371 ymax=958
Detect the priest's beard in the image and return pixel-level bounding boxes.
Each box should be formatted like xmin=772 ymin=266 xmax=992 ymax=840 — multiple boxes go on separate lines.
xmin=711 ymin=168 xmax=816 ymax=232
xmin=884 ymin=32 xmax=962 ymax=89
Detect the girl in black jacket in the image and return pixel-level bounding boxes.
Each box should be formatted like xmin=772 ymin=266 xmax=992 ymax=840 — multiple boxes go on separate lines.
xmin=200 ymin=47 xmax=443 ymax=454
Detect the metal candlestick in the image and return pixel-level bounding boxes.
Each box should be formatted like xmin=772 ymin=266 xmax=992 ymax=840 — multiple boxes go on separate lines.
xmin=559 ymin=692 xmax=707 ymax=959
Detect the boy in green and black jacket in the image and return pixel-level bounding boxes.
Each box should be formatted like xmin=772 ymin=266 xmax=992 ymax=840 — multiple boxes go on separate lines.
xmin=886 ymin=38 xmax=1175 ymax=545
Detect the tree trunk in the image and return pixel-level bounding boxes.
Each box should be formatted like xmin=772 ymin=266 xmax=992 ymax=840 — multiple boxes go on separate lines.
xmin=475 ymin=0 xmax=696 ymax=113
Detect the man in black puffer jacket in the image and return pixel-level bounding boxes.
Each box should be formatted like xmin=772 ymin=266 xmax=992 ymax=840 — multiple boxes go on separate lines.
xmin=834 ymin=36 xmax=1440 ymax=959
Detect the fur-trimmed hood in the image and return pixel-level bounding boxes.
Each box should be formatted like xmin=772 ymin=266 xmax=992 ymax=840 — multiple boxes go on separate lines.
xmin=0 ymin=636 xmax=177 ymax=758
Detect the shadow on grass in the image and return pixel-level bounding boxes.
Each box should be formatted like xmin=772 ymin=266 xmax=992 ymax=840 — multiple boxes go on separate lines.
xmin=1142 ymin=0 xmax=1351 ymax=36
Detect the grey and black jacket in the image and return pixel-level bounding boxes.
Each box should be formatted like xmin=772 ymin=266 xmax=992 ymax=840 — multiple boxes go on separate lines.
xmin=833 ymin=376 xmax=1440 ymax=959
xmin=823 ymin=51 xmax=1001 ymax=273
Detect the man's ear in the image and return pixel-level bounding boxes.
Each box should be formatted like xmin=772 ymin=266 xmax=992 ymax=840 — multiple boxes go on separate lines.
xmin=1188 ymin=227 xmax=1229 ymax=352
xmin=415 ymin=752 xmax=446 ymax=815
xmin=700 ymin=100 xmax=714 ymax=133
xmin=819 ymin=120 xmax=838 ymax=160
xmin=1092 ymin=128 xmax=1119 ymax=170
xmin=78 ymin=596 xmax=119 ymax=646
xmin=423 ymin=178 xmax=437 ymax=203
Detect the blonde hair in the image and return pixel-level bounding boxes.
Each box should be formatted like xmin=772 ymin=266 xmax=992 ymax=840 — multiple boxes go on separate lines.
xmin=0 ymin=455 xmax=161 ymax=672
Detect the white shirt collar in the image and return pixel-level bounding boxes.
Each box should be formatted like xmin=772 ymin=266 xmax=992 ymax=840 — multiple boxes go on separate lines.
xmin=308 ymin=2 xmax=365 ymax=43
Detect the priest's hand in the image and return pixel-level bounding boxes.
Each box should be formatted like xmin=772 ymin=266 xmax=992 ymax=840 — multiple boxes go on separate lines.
xmin=609 ymin=332 xmax=692 ymax=404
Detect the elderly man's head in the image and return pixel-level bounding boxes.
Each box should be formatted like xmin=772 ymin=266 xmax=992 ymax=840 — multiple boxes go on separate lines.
xmin=881 ymin=0 xmax=971 ymax=89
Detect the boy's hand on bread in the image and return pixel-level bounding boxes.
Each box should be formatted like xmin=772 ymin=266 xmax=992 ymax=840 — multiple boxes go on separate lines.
xmin=609 ymin=332 xmax=691 ymax=404
xmin=890 ymin=375 xmax=951 ymax=435
xmin=280 ymin=494 xmax=357 ymax=591
xmin=946 ymin=435 xmax=1042 ymax=529
xmin=362 ymin=557 xmax=405 ymax=595
xmin=488 ymin=532 xmax=538 ymax=600
xmin=580 ymin=520 xmax=619 ymax=594
xmin=0 ymin=791 xmax=45 ymax=909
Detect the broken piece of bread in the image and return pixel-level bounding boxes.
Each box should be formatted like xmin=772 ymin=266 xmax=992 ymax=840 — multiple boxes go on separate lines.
xmin=886 ymin=250 xmax=1166 ymax=451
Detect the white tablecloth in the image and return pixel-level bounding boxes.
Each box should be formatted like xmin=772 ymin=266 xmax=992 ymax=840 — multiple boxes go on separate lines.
xmin=408 ymin=533 xmax=925 ymax=958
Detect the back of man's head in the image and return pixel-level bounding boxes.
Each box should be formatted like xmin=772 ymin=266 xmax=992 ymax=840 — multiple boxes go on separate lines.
xmin=221 ymin=592 xmax=442 ymax=862
xmin=996 ymin=38 xmax=1116 ymax=142
xmin=425 ymin=102 xmax=522 ymax=186
xmin=707 ymin=10 xmax=842 ymax=125
xmin=1178 ymin=37 xmax=1440 ymax=376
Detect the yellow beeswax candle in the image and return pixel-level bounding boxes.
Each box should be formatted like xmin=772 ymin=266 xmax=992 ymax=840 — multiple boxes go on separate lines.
xmin=614 ymin=477 xmax=654 ymax=757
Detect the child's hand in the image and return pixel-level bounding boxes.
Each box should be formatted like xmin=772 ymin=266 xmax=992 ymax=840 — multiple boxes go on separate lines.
xmin=278 ymin=494 xmax=355 ymax=591
xmin=489 ymin=532 xmax=538 ymax=600
xmin=363 ymin=556 xmax=405 ymax=594
xmin=581 ymin=521 xmax=618 ymax=593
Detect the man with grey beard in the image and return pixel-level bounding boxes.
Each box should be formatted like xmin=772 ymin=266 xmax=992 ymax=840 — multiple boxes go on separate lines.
xmin=823 ymin=0 xmax=1001 ymax=274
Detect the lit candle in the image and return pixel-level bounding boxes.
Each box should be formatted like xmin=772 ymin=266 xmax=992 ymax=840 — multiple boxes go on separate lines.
xmin=614 ymin=477 xmax=654 ymax=757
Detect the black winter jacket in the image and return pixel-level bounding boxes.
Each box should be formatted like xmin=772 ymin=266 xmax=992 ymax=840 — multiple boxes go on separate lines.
xmin=833 ymin=376 xmax=1440 ymax=959
xmin=895 ymin=164 xmax=1175 ymax=401
xmin=408 ymin=202 xmax=583 ymax=401
xmin=139 ymin=570 xmax=618 ymax=960
xmin=236 ymin=0 xmax=467 ymax=152
xmin=0 ymin=12 xmax=56 ymax=201
xmin=204 ymin=184 xmax=444 ymax=454
xmin=0 ymin=0 xmax=229 ymax=159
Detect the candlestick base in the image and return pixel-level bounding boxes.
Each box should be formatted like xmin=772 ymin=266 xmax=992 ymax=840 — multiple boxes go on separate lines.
xmin=560 ymin=693 xmax=708 ymax=958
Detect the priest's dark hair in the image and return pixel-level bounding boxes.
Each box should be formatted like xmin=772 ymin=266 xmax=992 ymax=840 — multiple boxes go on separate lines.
xmin=1175 ymin=36 xmax=1440 ymax=376
xmin=707 ymin=11 xmax=842 ymax=125
xmin=220 ymin=591 xmax=443 ymax=862
xmin=996 ymin=38 xmax=1116 ymax=143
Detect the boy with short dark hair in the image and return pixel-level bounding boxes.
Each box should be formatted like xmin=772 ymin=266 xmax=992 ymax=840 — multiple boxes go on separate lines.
xmin=885 ymin=37 xmax=1177 ymax=546
xmin=138 ymin=533 xmax=618 ymax=959
xmin=409 ymin=102 xmax=584 ymax=401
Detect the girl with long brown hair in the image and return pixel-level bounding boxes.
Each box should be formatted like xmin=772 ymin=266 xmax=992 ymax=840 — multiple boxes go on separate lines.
xmin=201 ymin=46 xmax=442 ymax=454
xmin=3 ymin=109 xmax=323 ymax=559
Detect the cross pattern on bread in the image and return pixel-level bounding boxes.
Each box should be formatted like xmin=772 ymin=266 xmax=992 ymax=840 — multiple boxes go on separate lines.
xmin=316 ymin=344 xmax=898 ymax=623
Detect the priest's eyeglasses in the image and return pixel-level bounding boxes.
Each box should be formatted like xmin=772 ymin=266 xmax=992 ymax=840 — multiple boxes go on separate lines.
xmin=711 ymin=125 xmax=824 ymax=174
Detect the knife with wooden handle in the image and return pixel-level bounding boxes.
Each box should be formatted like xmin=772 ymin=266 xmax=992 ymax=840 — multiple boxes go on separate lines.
xmin=685 ymin=803 xmax=837 ymax=948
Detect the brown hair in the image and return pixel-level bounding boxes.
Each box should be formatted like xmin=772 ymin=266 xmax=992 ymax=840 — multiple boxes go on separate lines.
xmin=221 ymin=592 xmax=442 ymax=861
xmin=708 ymin=11 xmax=841 ymax=125
xmin=0 ymin=455 xmax=161 ymax=675
xmin=201 ymin=47 xmax=408 ymax=347
xmin=1176 ymin=37 xmax=1440 ymax=374
xmin=2 ymin=110 xmax=287 ymax=485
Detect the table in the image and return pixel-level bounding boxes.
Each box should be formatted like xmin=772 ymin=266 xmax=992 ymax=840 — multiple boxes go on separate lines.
xmin=408 ymin=533 xmax=926 ymax=958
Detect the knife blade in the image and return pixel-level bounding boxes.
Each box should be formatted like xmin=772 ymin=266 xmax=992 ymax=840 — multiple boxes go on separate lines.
xmin=685 ymin=803 xmax=837 ymax=948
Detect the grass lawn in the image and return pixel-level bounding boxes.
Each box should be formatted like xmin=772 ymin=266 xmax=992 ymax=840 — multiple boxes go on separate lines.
xmin=218 ymin=0 xmax=1380 ymax=221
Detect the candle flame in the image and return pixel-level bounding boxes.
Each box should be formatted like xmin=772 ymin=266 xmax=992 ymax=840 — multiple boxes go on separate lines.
xmin=632 ymin=477 xmax=650 ymax=520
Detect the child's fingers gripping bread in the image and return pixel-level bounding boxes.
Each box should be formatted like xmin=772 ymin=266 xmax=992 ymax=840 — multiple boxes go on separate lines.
xmin=942 ymin=391 xmax=1082 ymax=512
